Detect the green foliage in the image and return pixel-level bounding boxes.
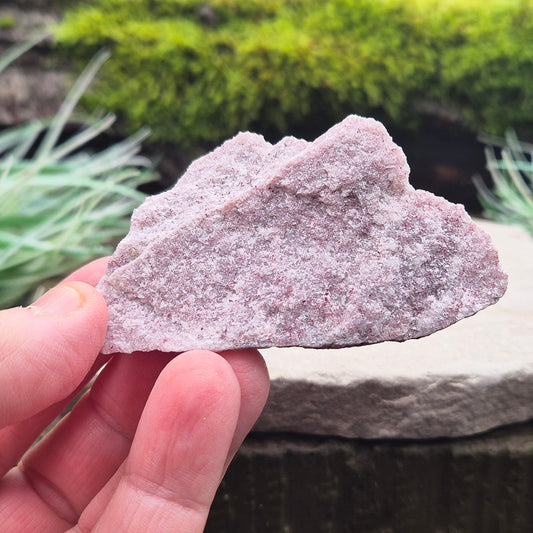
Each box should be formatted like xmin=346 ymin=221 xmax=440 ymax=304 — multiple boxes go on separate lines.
xmin=54 ymin=0 xmax=533 ymax=148
xmin=423 ymin=0 xmax=533 ymax=135
xmin=0 ymin=15 xmax=17 ymax=30
xmin=474 ymin=131 xmax=533 ymax=236
xmin=0 ymin=40 xmax=156 ymax=309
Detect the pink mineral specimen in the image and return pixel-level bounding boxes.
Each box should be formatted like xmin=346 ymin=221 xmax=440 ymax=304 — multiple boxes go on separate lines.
xmin=97 ymin=114 xmax=508 ymax=354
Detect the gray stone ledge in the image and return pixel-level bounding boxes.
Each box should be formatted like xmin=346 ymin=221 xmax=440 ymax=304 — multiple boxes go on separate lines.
xmin=257 ymin=220 xmax=533 ymax=439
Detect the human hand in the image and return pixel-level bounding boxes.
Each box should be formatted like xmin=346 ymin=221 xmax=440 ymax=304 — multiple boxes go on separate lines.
xmin=0 ymin=258 xmax=270 ymax=532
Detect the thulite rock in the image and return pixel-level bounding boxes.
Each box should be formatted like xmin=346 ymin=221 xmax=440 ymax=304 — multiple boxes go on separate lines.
xmin=97 ymin=114 xmax=507 ymax=354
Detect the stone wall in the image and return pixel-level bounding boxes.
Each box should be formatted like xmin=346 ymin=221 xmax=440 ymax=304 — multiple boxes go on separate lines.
xmin=0 ymin=1 xmax=65 ymax=126
xmin=207 ymin=423 xmax=533 ymax=533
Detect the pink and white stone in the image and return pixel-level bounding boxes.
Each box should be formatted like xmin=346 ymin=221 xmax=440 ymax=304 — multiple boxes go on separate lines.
xmin=97 ymin=114 xmax=508 ymax=354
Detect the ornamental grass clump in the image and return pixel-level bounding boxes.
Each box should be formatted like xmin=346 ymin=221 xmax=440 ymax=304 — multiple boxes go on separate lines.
xmin=0 ymin=39 xmax=156 ymax=309
xmin=474 ymin=131 xmax=533 ymax=237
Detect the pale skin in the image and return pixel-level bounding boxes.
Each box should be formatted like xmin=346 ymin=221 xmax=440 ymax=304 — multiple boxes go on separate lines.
xmin=0 ymin=258 xmax=270 ymax=532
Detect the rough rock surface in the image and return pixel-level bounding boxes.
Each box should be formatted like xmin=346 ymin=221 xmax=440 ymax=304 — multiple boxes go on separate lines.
xmin=97 ymin=115 xmax=507 ymax=354
xmin=257 ymin=220 xmax=533 ymax=439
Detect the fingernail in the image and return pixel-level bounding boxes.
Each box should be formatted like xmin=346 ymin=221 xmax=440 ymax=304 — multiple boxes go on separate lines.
xmin=29 ymin=283 xmax=85 ymax=317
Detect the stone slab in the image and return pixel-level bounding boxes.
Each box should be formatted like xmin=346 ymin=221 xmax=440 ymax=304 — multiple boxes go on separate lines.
xmin=256 ymin=219 xmax=533 ymax=439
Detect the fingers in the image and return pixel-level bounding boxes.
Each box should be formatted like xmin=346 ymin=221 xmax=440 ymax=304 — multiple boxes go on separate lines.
xmin=0 ymin=469 xmax=72 ymax=533
xmin=0 ymin=257 xmax=110 ymax=472
xmin=85 ymin=351 xmax=246 ymax=533
xmin=0 ymin=281 xmax=108 ymax=428
xmin=73 ymin=349 xmax=269 ymax=532
xmin=219 ymin=349 xmax=270 ymax=468
xmin=0 ymin=353 xmax=110 ymax=476
xmin=15 ymin=352 xmax=174 ymax=526
xmin=4 ymin=348 xmax=266 ymax=532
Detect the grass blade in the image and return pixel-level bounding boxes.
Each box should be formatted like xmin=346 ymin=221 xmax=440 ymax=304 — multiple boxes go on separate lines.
xmin=34 ymin=49 xmax=111 ymax=164
xmin=476 ymin=130 xmax=533 ymax=237
xmin=0 ymin=33 xmax=47 ymax=73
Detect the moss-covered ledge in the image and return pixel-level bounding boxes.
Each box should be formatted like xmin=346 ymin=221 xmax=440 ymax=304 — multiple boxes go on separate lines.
xmin=53 ymin=0 xmax=533 ymax=148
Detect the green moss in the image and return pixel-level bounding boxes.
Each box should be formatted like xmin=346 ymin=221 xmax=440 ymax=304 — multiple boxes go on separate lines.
xmin=423 ymin=0 xmax=533 ymax=135
xmin=0 ymin=15 xmax=17 ymax=30
xmin=54 ymin=0 xmax=533 ymax=148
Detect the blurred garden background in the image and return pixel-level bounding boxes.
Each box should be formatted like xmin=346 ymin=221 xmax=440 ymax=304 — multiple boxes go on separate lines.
xmin=1 ymin=0 xmax=533 ymax=305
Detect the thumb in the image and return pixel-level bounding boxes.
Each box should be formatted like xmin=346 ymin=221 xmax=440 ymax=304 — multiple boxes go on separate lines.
xmin=0 ymin=281 xmax=108 ymax=428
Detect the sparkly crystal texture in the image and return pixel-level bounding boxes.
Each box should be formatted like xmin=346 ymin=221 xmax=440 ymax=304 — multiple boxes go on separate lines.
xmin=97 ymin=115 xmax=507 ymax=354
